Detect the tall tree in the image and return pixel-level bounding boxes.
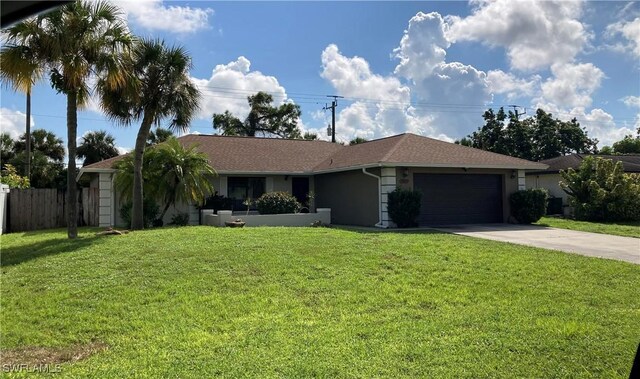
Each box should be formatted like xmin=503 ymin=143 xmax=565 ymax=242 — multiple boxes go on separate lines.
xmin=32 ymin=0 xmax=133 ymax=238
xmin=611 ymin=135 xmax=640 ymax=154
xmin=1 ymin=18 xmax=46 ymax=180
xmin=14 ymin=129 xmax=65 ymax=162
xmin=302 ymin=132 xmax=319 ymax=141
xmin=212 ymin=92 xmax=302 ymax=138
xmin=10 ymin=129 xmax=65 ymax=188
xmin=100 ymin=39 xmax=200 ymax=230
xmin=458 ymin=108 xmax=597 ymax=161
xmin=146 ymin=127 xmax=175 ymax=146
xmin=349 ymin=137 xmax=368 ymax=145
xmin=77 ymin=130 xmax=119 ymax=166
xmin=1 ymin=133 xmax=16 ymax=167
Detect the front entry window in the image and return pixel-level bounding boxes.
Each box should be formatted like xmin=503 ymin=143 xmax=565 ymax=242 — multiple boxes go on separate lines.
xmin=228 ymin=177 xmax=266 ymax=210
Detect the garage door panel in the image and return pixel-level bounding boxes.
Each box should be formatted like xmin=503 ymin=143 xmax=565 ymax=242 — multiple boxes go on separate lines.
xmin=414 ymin=173 xmax=503 ymax=225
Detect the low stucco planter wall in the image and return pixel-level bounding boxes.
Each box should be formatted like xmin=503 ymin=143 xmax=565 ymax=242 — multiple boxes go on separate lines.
xmin=203 ymin=208 xmax=331 ymax=227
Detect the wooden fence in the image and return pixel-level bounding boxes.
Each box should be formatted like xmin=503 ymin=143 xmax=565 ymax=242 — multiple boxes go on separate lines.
xmin=6 ymin=188 xmax=99 ymax=232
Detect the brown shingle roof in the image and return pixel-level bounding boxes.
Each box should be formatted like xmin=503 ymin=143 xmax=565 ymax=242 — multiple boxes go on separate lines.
xmin=83 ymin=132 xmax=546 ymax=174
xmin=312 ymin=133 xmax=546 ymax=171
xmin=527 ymin=154 xmax=640 ymax=175
xmin=84 ymin=134 xmax=343 ymax=173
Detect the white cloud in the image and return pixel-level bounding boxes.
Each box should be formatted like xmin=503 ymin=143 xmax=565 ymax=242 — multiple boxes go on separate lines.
xmin=620 ymin=95 xmax=640 ymax=133
xmin=622 ymin=95 xmax=640 ymax=109
xmin=320 ymin=45 xmax=425 ymax=141
xmin=486 ymin=70 xmax=541 ymax=100
xmin=319 ymin=42 xmax=467 ymax=142
xmin=0 ymin=108 xmax=33 ymax=139
xmin=321 ymin=44 xmax=410 ymax=103
xmin=571 ymin=108 xmax=636 ymax=146
xmin=191 ymin=56 xmax=290 ymax=122
xmin=539 ymin=62 xmax=604 ymax=108
xmin=116 ymin=146 xmax=131 ymax=155
xmin=394 ymin=12 xmax=450 ymax=81
xmin=116 ymin=0 xmax=213 ymax=34
xmin=393 ymin=12 xmax=492 ymax=137
xmin=605 ymin=17 xmax=640 ymax=58
xmin=446 ymin=0 xmax=588 ymax=71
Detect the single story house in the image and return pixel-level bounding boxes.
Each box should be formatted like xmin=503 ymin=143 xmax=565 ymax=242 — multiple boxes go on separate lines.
xmin=526 ymin=154 xmax=640 ymax=212
xmin=79 ymin=133 xmax=547 ymax=228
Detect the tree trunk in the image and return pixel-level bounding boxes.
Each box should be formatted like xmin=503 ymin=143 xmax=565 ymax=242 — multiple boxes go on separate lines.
xmin=25 ymin=89 xmax=31 ymax=181
xmin=131 ymin=113 xmax=154 ymax=230
xmin=66 ymin=91 xmax=78 ymax=239
xmin=158 ymin=201 xmax=172 ymax=224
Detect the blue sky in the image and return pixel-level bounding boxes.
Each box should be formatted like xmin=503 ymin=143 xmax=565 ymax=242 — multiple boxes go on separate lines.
xmin=1 ymin=0 xmax=639 ymax=156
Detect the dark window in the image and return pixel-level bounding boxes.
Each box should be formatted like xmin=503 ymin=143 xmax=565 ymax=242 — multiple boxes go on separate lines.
xmin=228 ymin=177 xmax=266 ymax=210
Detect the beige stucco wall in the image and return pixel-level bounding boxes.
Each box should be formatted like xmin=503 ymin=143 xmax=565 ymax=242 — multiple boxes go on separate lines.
xmin=315 ymin=169 xmax=379 ymax=226
xmin=526 ymin=174 xmax=566 ymax=203
xmin=397 ymin=167 xmax=518 ymax=223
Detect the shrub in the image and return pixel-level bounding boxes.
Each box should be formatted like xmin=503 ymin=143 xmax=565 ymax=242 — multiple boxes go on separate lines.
xmin=561 ymin=156 xmax=640 ymax=221
xmin=387 ymin=188 xmax=422 ymax=228
xmin=256 ymin=192 xmax=300 ymax=214
xmin=170 ymin=212 xmax=190 ymax=226
xmin=0 ymin=164 xmax=29 ymax=189
xmin=510 ymin=189 xmax=548 ymax=224
xmin=120 ymin=198 xmax=160 ymax=228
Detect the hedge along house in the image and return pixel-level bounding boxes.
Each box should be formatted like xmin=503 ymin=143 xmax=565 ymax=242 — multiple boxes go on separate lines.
xmin=78 ymin=133 xmax=547 ymax=228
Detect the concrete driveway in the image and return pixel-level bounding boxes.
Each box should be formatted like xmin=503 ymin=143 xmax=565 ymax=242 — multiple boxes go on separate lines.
xmin=433 ymin=224 xmax=639 ymax=264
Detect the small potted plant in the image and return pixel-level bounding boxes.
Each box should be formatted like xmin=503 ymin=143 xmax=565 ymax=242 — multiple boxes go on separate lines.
xmin=225 ymin=218 xmax=246 ymax=228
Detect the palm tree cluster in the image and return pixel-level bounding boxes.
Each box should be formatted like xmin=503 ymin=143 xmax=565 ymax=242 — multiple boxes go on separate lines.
xmin=1 ymin=129 xmax=65 ymax=188
xmin=114 ymin=138 xmax=215 ymax=226
xmin=1 ymin=1 xmax=205 ymax=237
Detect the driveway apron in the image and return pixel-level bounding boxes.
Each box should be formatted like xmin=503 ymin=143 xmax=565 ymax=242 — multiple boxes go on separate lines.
xmin=433 ymin=224 xmax=639 ymax=264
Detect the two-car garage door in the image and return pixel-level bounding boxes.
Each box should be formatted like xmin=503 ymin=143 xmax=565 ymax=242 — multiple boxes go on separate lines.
xmin=413 ymin=174 xmax=503 ymax=225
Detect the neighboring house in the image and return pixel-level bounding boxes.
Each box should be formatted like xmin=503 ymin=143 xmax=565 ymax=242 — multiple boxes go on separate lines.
xmin=79 ymin=133 xmax=546 ymax=228
xmin=526 ymin=154 xmax=640 ymax=212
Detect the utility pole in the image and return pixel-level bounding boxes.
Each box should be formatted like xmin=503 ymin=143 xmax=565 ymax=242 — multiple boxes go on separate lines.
xmin=323 ymin=95 xmax=343 ymax=143
xmin=509 ymin=105 xmax=526 ymax=120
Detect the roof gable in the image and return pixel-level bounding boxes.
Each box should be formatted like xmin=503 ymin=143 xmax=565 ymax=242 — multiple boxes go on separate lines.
xmin=312 ymin=133 xmax=546 ymax=171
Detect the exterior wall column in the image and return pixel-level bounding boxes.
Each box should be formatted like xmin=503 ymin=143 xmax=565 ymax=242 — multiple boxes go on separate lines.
xmin=98 ymin=173 xmax=113 ymax=227
xmin=219 ymin=176 xmax=228 ymax=196
xmin=517 ymin=170 xmax=526 ymax=190
xmin=380 ymin=167 xmax=396 ymax=227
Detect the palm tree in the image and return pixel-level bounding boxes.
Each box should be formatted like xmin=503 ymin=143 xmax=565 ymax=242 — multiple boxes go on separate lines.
xmin=153 ymin=138 xmax=215 ymax=221
xmin=113 ymin=139 xmax=215 ymax=224
xmin=100 ymin=39 xmax=200 ymax=230
xmin=10 ymin=129 xmax=66 ymax=188
xmin=1 ymin=18 xmax=46 ymax=180
xmin=32 ymin=1 xmax=133 ymax=238
xmin=113 ymin=148 xmax=163 ymax=203
xmin=14 ymin=129 xmax=65 ymax=162
xmin=147 ymin=127 xmax=175 ymax=146
xmin=77 ymin=130 xmax=119 ymax=166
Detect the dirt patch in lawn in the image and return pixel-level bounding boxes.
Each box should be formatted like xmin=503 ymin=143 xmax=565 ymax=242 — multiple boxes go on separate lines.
xmin=0 ymin=341 xmax=108 ymax=367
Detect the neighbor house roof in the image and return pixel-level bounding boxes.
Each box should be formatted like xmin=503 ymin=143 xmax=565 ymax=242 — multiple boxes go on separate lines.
xmin=80 ymin=132 xmax=547 ymax=178
xmin=526 ymin=154 xmax=640 ymax=175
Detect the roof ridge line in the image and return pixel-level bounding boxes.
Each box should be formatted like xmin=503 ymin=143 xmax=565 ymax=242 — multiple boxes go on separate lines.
xmin=380 ymin=134 xmax=409 ymax=162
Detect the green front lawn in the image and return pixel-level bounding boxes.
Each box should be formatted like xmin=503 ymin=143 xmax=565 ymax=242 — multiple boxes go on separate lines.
xmin=536 ymin=216 xmax=640 ymax=238
xmin=1 ymin=227 xmax=638 ymax=378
